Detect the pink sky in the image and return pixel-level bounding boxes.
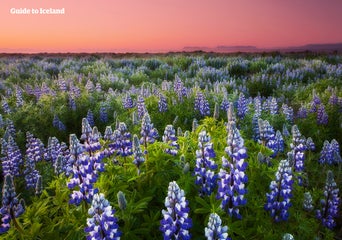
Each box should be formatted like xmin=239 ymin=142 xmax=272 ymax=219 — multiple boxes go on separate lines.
xmin=1 ymin=0 xmax=341 ymax=53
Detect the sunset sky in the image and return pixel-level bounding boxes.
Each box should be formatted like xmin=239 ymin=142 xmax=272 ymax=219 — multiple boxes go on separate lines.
xmin=1 ymin=0 xmax=341 ymax=53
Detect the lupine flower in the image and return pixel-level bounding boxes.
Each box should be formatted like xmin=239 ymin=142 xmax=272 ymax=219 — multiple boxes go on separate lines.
xmin=0 ymin=174 xmax=25 ymax=234
xmin=282 ymin=124 xmax=290 ymax=137
xmin=4 ymin=120 xmax=16 ymax=139
xmin=252 ymin=114 xmax=260 ymax=141
xmin=117 ymin=191 xmax=127 ymax=211
xmin=310 ymin=93 xmax=321 ymax=113
xmin=67 ymin=134 xmax=99 ymax=205
xmin=253 ymin=97 xmax=262 ymax=117
xmin=282 ymin=233 xmax=294 ymax=240
xmin=319 ymin=140 xmax=334 ymax=165
xmin=317 ymin=104 xmax=328 ymax=125
xmin=140 ymin=112 xmax=158 ymax=151
xmin=204 ymin=213 xmax=230 ymax=240
xmin=123 ymin=94 xmax=134 ymax=109
xmin=297 ymin=104 xmax=307 ymax=119
xmin=220 ymin=98 xmax=229 ymax=112
xmin=305 ymin=137 xmax=315 ymax=151
xmin=162 ymin=125 xmax=179 ymax=156
xmin=160 ymin=181 xmax=192 ymax=240
xmin=69 ymin=95 xmax=77 ymax=110
xmin=132 ymin=134 xmax=145 ymax=174
xmin=303 ymin=192 xmax=314 ymax=212
xmin=265 ymin=159 xmax=293 ymax=222
xmin=86 ymin=110 xmax=95 ymax=127
xmin=316 ymin=171 xmax=340 ymax=229
xmin=192 ymin=118 xmax=198 ymax=132
xmin=158 ymin=94 xmax=168 ymax=112
xmin=282 ymin=104 xmax=294 ymax=124
xmin=0 ymin=136 xmax=23 ymax=177
xmin=237 ymin=92 xmax=248 ymax=119
xmin=194 ymin=130 xmax=218 ymax=196
xmin=269 ymin=97 xmax=278 ymax=115
xmin=290 ymin=125 xmax=306 ymax=172
xmin=275 ymin=130 xmax=285 ymax=154
xmin=195 ymin=91 xmax=210 ymax=116
xmin=99 ymin=106 xmax=108 ymax=123
xmin=258 ymin=119 xmax=278 ymax=156
xmin=111 ymin=122 xmax=133 ymax=158
xmin=53 ymin=115 xmax=66 ymax=131
xmin=217 ymin=121 xmax=248 ymax=219
xmin=173 ymin=76 xmax=187 ymax=102
xmin=85 ymin=193 xmax=121 ymax=240
xmin=1 ymin=99 xmax=11 ymax=114
xmin=15 ymin=87 xmax=24 ymax=107
xmin=137 ymin=95 xmax=147 ymax=120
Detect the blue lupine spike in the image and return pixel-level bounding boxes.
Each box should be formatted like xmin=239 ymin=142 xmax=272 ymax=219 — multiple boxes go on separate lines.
xmin=317 ymin=104 xmax=328 ymax=125
xmin=86 ymin=110 xmax=95 ymax=127
xmin=316 ymin=171 xmax=340 ymax=229
xmin=237 ymin=92 xmax=248 ymax=119
xmin=290 ymin=125 xmax=306 ymax=172
xmin=132 ymin=134 xmax=145 ymax=174
xmin=303 ymin=192 xmax=314 ymax=212
xmin=194 ymin=130 xmax=218 ymax=196
xmin=162 ymin=125 xmax=179 ymax=156
xmin=160 ymin=181 xmax=192 ymax=239
xmin=204 ymin=213 xmax=230 ymax=240
xmin=195 ymin=91 xmax=210 ymax=116
xmin=158 ymin=94 xmax=168 ymax=112
xmin=137 ymin=95 xmax=147 ymax=120
xmin=85 ymin=193 xmax=121 ymax=239
xmin=264 ymin=159 xmax=293 ymax=222
xmin=140 ymin=112 xmax=158 ymax=151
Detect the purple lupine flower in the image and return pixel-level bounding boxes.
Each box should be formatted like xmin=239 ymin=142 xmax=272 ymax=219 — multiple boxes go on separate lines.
xmin=111 ymin=122 xmax=133 ymax=158
xmin=137 ymin=95 xmax=147 ymax=120
xmin=0 ymin=174 xmax=25 ymax=234
xmin=220 ymin=98 xmax=229 ymax=112
xmin=303 ymin=192 xmax=314 ymax=212
xmin=15 ymin=87 xmax=24 ymax=108
xmin=194 ymin=130 xmax=218 ymax=196
xmin=158 ymin=94 xmax=168 ymax=112
xmin=84 ymin=193 xmax=121 ymax=240
xmin=99 ymin=106 xmax=108 ymax=123
xmin=204 ymin=213 xmax=230 ymax=240
xmin=290 ymin=125 xmax=306 ymax=172
xmin=160 ymin=181 xmax=192 ymax=240
xmin=275 ymin=130 xmax=284 ymax=154
xmin=67 ymin=134 xmax=99 ymax=206
xmin=319 ymin=139 xmax=341 ymax=165
xmin=269 ymin=97 xmax=278 ymax=115
xmin=329 ymin=90 xmax=338 ymax=106
xmin=140 ymin=112 xmax=158 ymax=151
xmin=237 ymin=92 xmax=248 ymax=119
xmin=282 ymin=104 xmax=294 ymax=124
xmin=132 ymin=134 xmax=145 ymax=174
xmin=310 ymin=93 xmax=321 ymax=113
xmin=69 ymin=95 xmax=77 ymax=111
xmin=317 ymin=104 xmax=328 ymax=125
xmin=123 ymin=94 xmax=134 ymax=109
xmin=316 ymin=171 xmax=340 ymax=229
xmin=53 ymin=115 xmax=66 ymax=131
xmin=162 ymin=125 xmax=179 ymax=156
xmin=103 ymin=126 xmax=114 ymax=157
xmin=252 ymin=114 xmax=260 ymax=141
xmin=1 ymin=136 xmax=23 ymax=177
xmin=265 ymin=159 xmax=293 ymax=222
xmin=4 ymin=120 xmax=16 ymax=139
xmin=282 ymin=124 xmax=290 ymax=137
xmin=173 ymin=76 xmax=187 ymax=102
xmin=195 ymin=91 xmax=210 ymax=116
xmin=253 ymin=97 xmax=262 ymax=117
xmin=1 ymin=99 xmax=11 ymax=114
xmin=306 ymin=137 xmax=315 ymax=151
xmin=258 ymin=119 xmax=278 ymax=156
xmin=85 ymin=79 xmax=94 ymax=93
xmin=297 ymin=104 xmax=307 ymax=119
xmin=217 ymin=122 xmax=248 ymax=219
xmin=86 ymin=110 xmax=95 ymax=127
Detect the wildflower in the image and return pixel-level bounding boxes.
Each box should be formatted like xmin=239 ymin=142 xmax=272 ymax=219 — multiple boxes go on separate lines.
xmin=303 ymin=192 xmax=313 ymax=212
xmin=85 ymin=193 xmax=121 ymax=240
xmin=194 ymin=130 xmax=218 ymax=196
xmin=265 ymin=159 xmax=293 ymax=222
xmin=111 ymin=122 xmax=133 ymax=158
xmin=158 ymin=94 xmax=168 ymax=112
xmin=317 ymin=104 xmax=328 ymax=125
xmin=162 ymin=125 xmax=179 ymax=156
xmin=160 ymin=181 xmax=192 ymax=239
xmin=217 ymin=122 xmax=248 ymax=219
xmin=132 ymin=135 xmax=145 ymax=174
xmin=316 ymin=171 xmax=339 ymax=229
xmin=140 ymin=112 xmax=158 ymax=151
xmin=204 ymin=213 xmax=230 ymax=240
xmin=237 ymin=92 xmax=248 ymax=119
xmin=290 ymin=125 xmax=306 ymax=172
xmin=195 ymin=91 xmax=210 ymax=116
xmin=86 ymin=110 xmax=95 ymax=127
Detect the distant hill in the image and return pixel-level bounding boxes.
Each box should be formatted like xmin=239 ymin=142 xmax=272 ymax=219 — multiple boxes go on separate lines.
xmin=183 ymin=43 xmax=342 ymax=53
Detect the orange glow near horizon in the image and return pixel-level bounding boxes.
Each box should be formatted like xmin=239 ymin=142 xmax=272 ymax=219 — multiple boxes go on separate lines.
xmin=1 ymin=0 xmax=342 ymax=53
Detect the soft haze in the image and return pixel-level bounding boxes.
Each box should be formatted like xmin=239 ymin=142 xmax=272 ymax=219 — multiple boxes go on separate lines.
xmin=1 ymin=0 xmax=342 ymax=53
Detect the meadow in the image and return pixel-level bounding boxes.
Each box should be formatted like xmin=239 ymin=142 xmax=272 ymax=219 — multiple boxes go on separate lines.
xmin=0 ymin=52 xmax=341 ymax=239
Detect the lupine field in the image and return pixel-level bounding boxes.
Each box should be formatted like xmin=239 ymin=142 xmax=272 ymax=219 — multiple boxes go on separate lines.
xmin=0 ymin=52 xmax=341 ymax=239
